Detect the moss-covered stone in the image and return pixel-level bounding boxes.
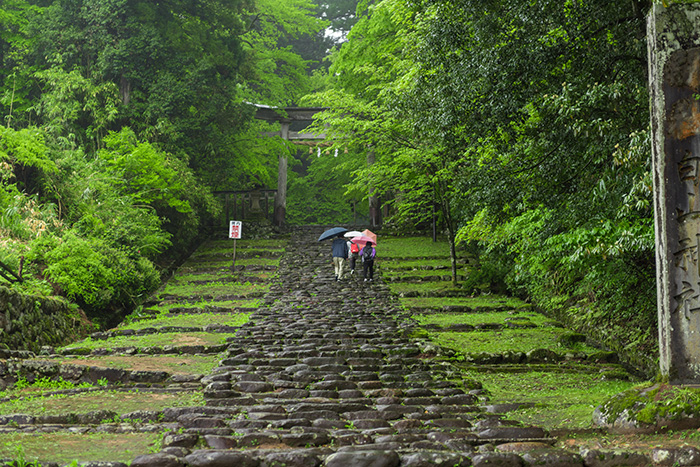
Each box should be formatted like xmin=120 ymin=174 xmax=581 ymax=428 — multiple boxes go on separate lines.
xmin=594 ymin=384 xmax=700 ymax=433
xmin=0 ymin=286 xmax=93 ymax=352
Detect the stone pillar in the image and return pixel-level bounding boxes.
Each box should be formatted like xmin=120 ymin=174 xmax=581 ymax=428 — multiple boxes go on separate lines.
xmin=649 ymin=4 xmax=700 ymax=383
xmin=367 ymin=147 xmax=381 ymax=227
xmin=274 ymin=121 xmax=290 ymax=227
xmin=250 ymin=189 xmax=262 ymax=212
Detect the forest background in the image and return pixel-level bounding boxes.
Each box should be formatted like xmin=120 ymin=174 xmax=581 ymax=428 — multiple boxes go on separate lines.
xmin=0 ymin=0 xmax=664 ymax=374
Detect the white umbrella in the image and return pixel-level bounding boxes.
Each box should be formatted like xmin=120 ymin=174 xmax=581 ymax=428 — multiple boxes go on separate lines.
xmin=344 ymin=231 xmax=363 ymax=238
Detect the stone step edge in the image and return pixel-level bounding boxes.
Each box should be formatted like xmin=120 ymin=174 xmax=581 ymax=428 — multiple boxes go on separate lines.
xmin=87 ymin=326 xmax=244 ymax=341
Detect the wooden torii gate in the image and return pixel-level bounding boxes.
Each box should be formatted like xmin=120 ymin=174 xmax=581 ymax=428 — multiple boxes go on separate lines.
xmin=251 ymin=104 xmax=328 ymax=226
xmin=252 ymin=103 xmax=382 ymax=227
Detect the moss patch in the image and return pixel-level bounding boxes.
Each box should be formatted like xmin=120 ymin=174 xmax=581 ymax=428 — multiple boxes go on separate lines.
xmin=464 ymin=368 xmax=637 ymax=430
xmin=598 ymin=384 xmax=700 ymax=427
xmin=414 ymin=311 xmax=551 ymax=328
xmin=403 ymin=295 xmax=530 ymax=310
xmin=0 ymin=390 xmax=204 ymax=416
xmin=434 ymin=328 xmax=598 ymax=355
xmin=0 ymin=432 xmax=161 ymax=463
xmin=61 ymin=332 xmax=233 ymax=351
xmin=117 ymin=311 xmax=250 ymax=330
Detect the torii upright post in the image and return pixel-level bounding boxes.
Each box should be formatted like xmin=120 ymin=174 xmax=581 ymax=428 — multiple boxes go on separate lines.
xmin=275 ymin=120 xmax=290 ymax=227
xmin=250 ymin=104 xmax=328 ymax=228
xmin=649 ymin=3 xmax=700 ymax=383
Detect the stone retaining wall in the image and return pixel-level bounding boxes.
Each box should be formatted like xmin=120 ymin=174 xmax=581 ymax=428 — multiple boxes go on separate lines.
xmin=0 ymin=285 xmax=92 ymax=352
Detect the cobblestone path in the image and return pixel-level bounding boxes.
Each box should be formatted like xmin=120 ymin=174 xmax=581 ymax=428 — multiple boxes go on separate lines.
xmin=0 ymin=228 xmax=672 ymax=466
xmin=130 ymin=229 xmax=605 ymax=467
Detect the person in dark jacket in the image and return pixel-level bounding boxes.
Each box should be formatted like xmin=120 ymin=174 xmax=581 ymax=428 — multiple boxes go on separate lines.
xmin=331 ymin=234 xmax=349 ymax=281
xmin=360 ymin=241 xmax=376 ymax=282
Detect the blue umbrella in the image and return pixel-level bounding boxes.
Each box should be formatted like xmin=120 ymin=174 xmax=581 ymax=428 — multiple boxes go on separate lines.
xmin=318 ymin=227 xmax=348 ymax=241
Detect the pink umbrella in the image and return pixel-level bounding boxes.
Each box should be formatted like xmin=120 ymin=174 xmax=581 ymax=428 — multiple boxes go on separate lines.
xmin=352 ymin=235 xmax=376 ymax=248
xmin=362 ymin=229 xmax=377 ymax=244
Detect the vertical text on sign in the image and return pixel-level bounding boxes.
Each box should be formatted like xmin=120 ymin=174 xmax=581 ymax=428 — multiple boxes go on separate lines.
xmin=229 ymin=221 xmax=242 ymax=239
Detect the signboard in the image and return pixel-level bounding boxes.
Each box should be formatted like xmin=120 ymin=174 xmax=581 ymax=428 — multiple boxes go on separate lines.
xmin=229 ymin=221 xmax=242 ymax=239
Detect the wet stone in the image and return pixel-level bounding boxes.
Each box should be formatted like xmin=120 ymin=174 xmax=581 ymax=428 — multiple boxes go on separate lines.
xmin=277 ymin=389 xmax=310 ymax=399
xmin=425 ymin=418 xmax=472 ymax=429
xmin=444 ymin=438 xmax=478 ymax=452
xmin=312 ymin=419 xmax=347 ymax=429
xmin=470 ymin=452 xmax=525 ymax=467
xmin=441 ymin=394 xmax=478 ymax=405
xmin=426 ymin=431 xmax=476 ymax=444
xmin=497 ymin=442 xmax=555 ymax=453
xmin=324 ymin=450 xmax=400 ymax=467
xmin=203 ymin=435 xmax=237 ymax=450
xmin=309 ymin=390 xmax=338 ymax=398
xmin=183 ymin=450 xmax=258 ymax=467
xmin=163 ymin=433 xmax=200 ymax=448
xmin=344 ymin=411 xmax=393 ymax=421
xmin=338 ymin=389 xmax=364 ymax=398
xmin=161 ymin=447 xmax=190 ymax=458
xmin=259 ymin=450 xmax=322 ymax=467
xmin=310 ymin=380 xmax=357 ymax=391
xmin=353 ymin=419 xmax=391 ymax=429
xmin=130 ymin=453 xmax=184 ymax=467
xmin=426 ymin=405 xmax=481 ymax=414
xmin=478 ymin=427 xmax=548 ymax=440
xmin=410 ymin=440 xmax=450 ymax=451
xmin=392 ymin=419 xmax=424 ymax=431
xmin=520 ymin=448 xmax=583 ymax=466
xmin=267 ymin=418 xmax=312 ymax=429
xmin=580 ymin=449 xmax=650 ymax=467
xmin=375 ymin=434 xmax=425 ymax=444
xmin=652 ymin=446 xmax=700 ymax=466
xmin=281 ymin=431 xmax=330 ymax=447
xmin=180 ymin=415 xmax=228 ymax=429
xmin=333 ymin=433 xmax=374 ymax=446
xmin=235 ymin=381 xmax=274 ymax=393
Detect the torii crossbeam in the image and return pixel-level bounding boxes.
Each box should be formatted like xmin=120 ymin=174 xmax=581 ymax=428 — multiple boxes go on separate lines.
xmin=250 ymin=103 xmax=328 ymax=226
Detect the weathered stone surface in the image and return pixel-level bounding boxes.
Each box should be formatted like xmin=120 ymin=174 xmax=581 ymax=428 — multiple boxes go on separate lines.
xmin=651 ymin=446 xmax=700 ymax=466
xmin=130 ymin=453 xmax=184 ymax=467
xmin=234 ymin=381 xmax=275 ymax=393
xmin=497 ymin=442 xmax=555 ymax=453
xmin=478 ymin=427 xmax=548 ymax=440
xmin=520 ymin=448 xmax=583 ymax=466
xmin=579 ymin=448 xmax=649 ymax=467
xmin=471 ymin=452 xmax=524 ymax=467
xmin=183 ymin=450 xmax=259 ymax=467
xmin=324 ymin=450 xmax=400 ymax=467
xmin=203 ymin=435 xmax=238 ymax=449
xmin=163 ymin=433 xmax=199 ymax=448
xmin=400 ymin=452 xmax=470 ymax=466
xmin=258 ymin=450 xmax=322 ymax=467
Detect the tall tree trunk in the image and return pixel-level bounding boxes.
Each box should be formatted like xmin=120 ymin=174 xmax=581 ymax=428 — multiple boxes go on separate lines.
xmin=368 ymin=147 xmax=381 ymax=227
xmin=434 ymin=178 xmax=458 ymax=285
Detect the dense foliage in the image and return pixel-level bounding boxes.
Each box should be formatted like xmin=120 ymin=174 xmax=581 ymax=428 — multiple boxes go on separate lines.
xmin=0 ymin=0 xmax=673 ymax=373
xmin=0 ymin=0 xmax=329 ymax=326
xmin=305 ymin=0 xmax=658 ymax=373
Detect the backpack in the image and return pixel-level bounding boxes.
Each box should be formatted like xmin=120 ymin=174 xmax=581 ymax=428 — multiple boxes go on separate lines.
xmin=362 ymin=245 xmax=373 ymax=262
xmin=350 ymin=243 xmax=359 ymax=254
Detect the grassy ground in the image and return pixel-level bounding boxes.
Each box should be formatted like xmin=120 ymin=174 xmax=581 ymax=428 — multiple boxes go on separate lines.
xmin=61 ymin=331 xmax=233 ymax=351
xmin=0 ymin=237 xmax=285 ymax=465
xmin=0 ymin=389 xmax=204 ymax=416
xmin=116 ymin=311 xmax=250 ymax=330
xmin=0 ymin=433 xmax=162 ymax=464
xmin=383 ymin=236 xmax=663 ymax=453
xmin=379 ymin=236 xmax=453 ymax=258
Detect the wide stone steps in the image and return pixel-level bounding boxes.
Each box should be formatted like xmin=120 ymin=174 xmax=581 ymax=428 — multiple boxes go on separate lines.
xmin=0 ymin=228 xmax=666 ymax=466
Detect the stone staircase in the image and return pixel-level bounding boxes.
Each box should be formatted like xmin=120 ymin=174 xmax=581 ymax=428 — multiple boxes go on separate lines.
xmin=0 ymin=227 xmax=681 ymax=466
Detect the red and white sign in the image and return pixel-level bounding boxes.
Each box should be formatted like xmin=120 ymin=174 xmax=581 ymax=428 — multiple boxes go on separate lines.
xmin=229 ymin=221 xmax=242 ymax=239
